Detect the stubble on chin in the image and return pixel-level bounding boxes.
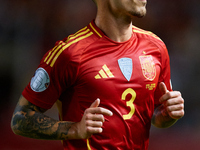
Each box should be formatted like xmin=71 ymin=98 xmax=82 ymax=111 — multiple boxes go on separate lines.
xmin=133 ymin=7 xmax=146 ymax=18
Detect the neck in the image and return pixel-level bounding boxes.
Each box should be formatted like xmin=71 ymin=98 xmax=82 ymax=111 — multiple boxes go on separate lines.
xmin=95 ymin=6 xmax=133 ymax=42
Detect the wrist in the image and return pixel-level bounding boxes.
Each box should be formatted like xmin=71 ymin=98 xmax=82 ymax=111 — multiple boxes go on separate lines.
xmin=152 ymin=104 xmax=178 ymax=128
xmin=58 ymin=121 xmax=77 ymax=140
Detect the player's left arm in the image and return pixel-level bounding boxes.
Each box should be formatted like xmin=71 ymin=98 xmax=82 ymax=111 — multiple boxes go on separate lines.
xmin=151 ymin=82 xmax=184 ymax=128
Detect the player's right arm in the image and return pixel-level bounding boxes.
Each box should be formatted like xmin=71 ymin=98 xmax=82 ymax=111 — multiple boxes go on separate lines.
xmin=11 ymin=96 xmax=113 ymax=140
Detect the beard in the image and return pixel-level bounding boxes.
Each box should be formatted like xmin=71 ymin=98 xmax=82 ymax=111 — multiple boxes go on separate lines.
xmin=132 ymin=7 xmax=147 ymax=18
xmin=134 ymin=11 xmax=146 ymax=18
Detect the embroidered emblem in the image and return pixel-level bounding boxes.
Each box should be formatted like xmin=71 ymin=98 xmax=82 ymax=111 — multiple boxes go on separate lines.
xmin=95 ymin=64 xmax=114 ymax=79
xmin=146 ymin=83 xmax=156 ymax=90
xmin=30 ymin=68 xmax=50 ymax=92
xmin=139 ymin=55 xmax=156 ymax=81
xmin=118 ymin=58 xmax=132 ymax=81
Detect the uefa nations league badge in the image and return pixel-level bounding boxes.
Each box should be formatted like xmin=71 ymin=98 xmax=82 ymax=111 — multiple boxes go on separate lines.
xmin=30 ymin=68 xmax=50 ymax=92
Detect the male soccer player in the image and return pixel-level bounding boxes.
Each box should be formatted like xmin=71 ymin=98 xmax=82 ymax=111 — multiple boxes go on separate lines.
xmin=11 ymin=0 xmax=184 ymax=149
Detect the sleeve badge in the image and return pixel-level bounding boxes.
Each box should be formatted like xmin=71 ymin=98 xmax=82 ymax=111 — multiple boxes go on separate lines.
xmin=30 ymin=68 xmax=50 ymax=92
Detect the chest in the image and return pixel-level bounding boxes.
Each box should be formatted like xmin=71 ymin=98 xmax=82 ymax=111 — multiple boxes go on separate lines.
xmin=75 ymin=40 xmax=162 ymax=101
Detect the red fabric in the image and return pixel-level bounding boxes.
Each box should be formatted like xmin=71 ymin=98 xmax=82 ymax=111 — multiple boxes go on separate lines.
xmin=22 ymin=20 xmax=171 ymax=150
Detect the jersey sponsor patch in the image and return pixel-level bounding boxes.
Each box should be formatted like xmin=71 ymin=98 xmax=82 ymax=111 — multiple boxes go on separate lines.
xmin=139 ymin=55 xmax=156 ymax=81
xmin=30 ymin=68 xmax=50 ymax=92
xmin=118 ymin=58 xmax=132 ymax=81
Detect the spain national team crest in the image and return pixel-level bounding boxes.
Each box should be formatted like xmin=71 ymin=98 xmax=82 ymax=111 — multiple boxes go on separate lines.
xmin=139 ymin=55 xmax=156 ymax=81
xmin=118 ymin=58 xmax=132 ymax=81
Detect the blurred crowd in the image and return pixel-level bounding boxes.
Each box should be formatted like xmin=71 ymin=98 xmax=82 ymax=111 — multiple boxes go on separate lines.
xmin=0 ymin=0 xmax=200 ymax=149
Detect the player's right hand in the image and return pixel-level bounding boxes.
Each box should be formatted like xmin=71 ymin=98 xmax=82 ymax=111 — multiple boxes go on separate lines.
xmin=76 ymin=98 xmax=113 ymax=139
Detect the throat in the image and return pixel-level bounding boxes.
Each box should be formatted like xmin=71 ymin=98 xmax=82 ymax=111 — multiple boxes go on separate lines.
xmin=109 ymin=30 xmax=132 ymax=42
xmin=95 ymin=18 xmax=133 ymax=42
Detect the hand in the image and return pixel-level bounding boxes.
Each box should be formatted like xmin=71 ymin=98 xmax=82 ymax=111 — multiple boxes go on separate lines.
xmin=159 ymin=82 xmax=184 ymax=120
xmin=76 ymin=98 xmax=113 ymax=139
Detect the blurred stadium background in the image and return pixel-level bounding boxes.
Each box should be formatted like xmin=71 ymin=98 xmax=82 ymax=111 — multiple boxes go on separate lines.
xmin=0 ymin=0 xmax=200 ymax=149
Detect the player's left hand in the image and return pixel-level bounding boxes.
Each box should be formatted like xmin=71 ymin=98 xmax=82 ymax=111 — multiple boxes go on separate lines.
xmin=159 ymin=82 xmax=184 ymax=120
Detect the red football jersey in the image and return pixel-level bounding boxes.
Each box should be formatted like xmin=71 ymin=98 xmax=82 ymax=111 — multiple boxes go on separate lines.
xmin=22 ymin=20 xmax=172 ymax=150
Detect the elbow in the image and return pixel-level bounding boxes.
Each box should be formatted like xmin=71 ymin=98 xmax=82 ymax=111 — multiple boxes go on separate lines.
xmin=10 ymin=113 xmax=25 ymax=136
xmin=11 ymin=126 xmax=20 ymax=135
xmin=11 ymin=116 xmax=20 ymax=135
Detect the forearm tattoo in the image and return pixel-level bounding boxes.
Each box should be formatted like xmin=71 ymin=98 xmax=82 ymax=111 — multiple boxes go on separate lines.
xmin=11 ymin=98 xmax=75 ymax=140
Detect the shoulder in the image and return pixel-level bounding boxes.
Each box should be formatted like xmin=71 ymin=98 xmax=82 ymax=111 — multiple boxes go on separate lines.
xmin=132 ymin=25 xmax=166 ymax=49
xmin=44 ymin=25 xmax=99 ymax=67
xmin=132 ymin=26 xmax=170 ymax=67
xmin=60 ymin=25 xmax=97 ymax=56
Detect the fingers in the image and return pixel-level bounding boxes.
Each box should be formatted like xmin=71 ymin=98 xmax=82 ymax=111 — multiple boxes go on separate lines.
xmin=162 ymin=96 xmax=184 ymax=119
xmin=90 ymin=98 xmax=100 ymax=108
xmin=158 ymin=82 xmax=184 ymax=119
xmin=88 ymin=98 xmax=113 ymax=117
xmin=86 ymin=126 xmax=103 ymax=134
xmin=85 ymin=116 xmax=104 ymax=134
xmin=161 ymin=93 xmax=184 ymax=106
xmin=84 ymin=98 xmax=113 ymax=134
xmin=168 ymin=110 xmax=185 ymax=120
xmin=78 ymin=98 xmax=113 ymax=139
xmin=159 ymin=90 xmax=182 ymax=103
xmin=86 ymin=107 xmax=113 ymax=117
xmin=85 ymin=110 xmax=106 ymax=123
xmin=167 ymin=104 xmax=184 ymax=119
xmin=159 ymin=82 xmax=169 ymax=94
xmin=85 ymin=98 xmax=113 ymax=124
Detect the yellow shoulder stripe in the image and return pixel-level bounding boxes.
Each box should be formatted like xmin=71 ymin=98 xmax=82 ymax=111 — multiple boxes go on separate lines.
xmin=50 ymin=32 xmax=93 ymax=67
xmin=66 ymin=26 xmax=88 ymax=42
xmin=132 ymin=26 xmax=163 ymax=42
xmin=44 ymin=41 xmax=65 ymax=65
xmin=44 ymin=30 xmax=93 ymax=67
xmin=67 ymin=29 xmax=90 ymax=42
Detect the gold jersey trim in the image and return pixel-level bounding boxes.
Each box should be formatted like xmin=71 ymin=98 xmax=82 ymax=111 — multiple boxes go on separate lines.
xmin=89 ymin=22 xmax=102 ymax=38
xmin=44 ymin=28 xmax=93 ymax=67
xmin=132 ymin=26 xmax=163 ymax=42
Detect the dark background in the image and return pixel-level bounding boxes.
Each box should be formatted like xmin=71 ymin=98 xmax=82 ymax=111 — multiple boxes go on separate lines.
xmin=1 ymin=0 xmax=200 ymax=149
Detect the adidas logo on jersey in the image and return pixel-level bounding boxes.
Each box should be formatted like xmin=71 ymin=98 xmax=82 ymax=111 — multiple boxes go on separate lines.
xmin=95 ymin=64 xmax=114 ymax=79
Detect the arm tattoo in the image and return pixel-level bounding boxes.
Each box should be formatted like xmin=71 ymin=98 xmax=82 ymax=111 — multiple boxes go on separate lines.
xmin=11 ymin=98 xmax=75 ymax=140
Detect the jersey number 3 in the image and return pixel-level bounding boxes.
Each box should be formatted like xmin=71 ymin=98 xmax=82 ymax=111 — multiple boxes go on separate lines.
xmin=121 ymin=88 xmax=136 ymax=120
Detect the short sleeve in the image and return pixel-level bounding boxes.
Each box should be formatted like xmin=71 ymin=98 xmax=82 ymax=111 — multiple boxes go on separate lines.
xmin=22 ymin=41 xmax=79 ymax=109
xmin=154 ymin=41 xmax=172 ymax=108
